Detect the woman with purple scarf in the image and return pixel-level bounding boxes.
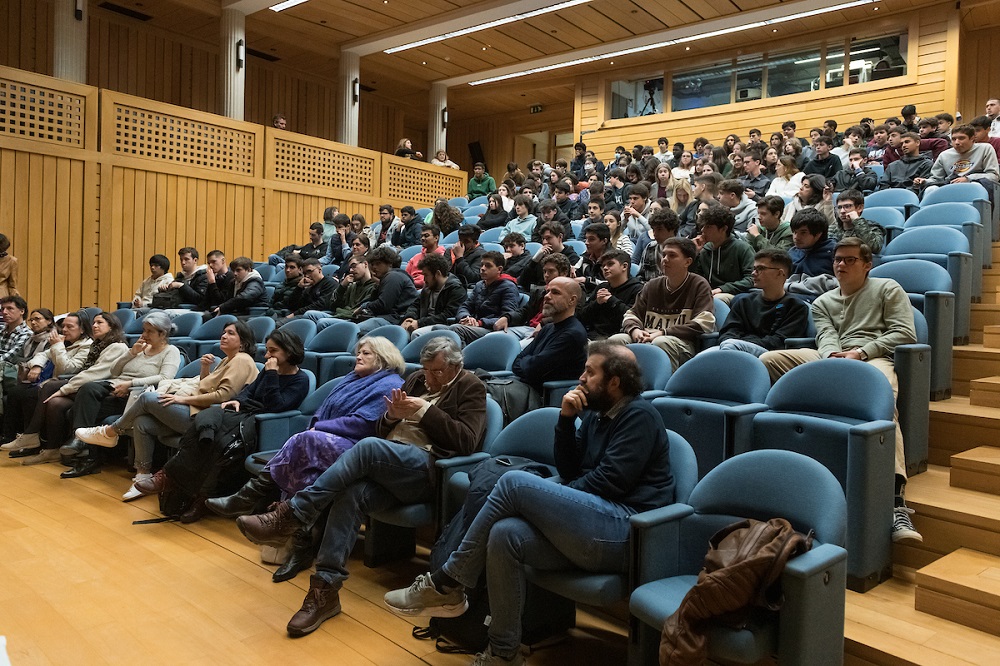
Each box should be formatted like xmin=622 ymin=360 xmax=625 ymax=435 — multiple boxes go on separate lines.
xmin=205 ymin=335 xmax=405 ymax=581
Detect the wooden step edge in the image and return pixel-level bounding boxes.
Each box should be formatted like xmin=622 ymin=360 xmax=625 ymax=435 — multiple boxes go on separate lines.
xmin=951 ymin=446 xmax=1000 ymax=474
xmin=915 ymin=548 xmax=1000 ymax=611
xmin=914 ymin=588 xmax=1000 ymax=637
xmin=930 ymin=395 xmax=1000 ymax=420
xmin=950 ymin=467 xmax=1000 ymax=496
xmin=902 ymin=468 xmax=1000 ymax=533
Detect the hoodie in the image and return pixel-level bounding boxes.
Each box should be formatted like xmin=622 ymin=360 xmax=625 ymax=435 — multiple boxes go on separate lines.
xmin=880 ymin=153 xmax=932 ymax=192
xmin=459 ymin=275 xmax=521 ymax=329
xmin=691 ymin=235 xmax=755 ymax=295
xmin=402 ymin=274 xmax=468 ymax=327
xmin=788 ymin=237 xmax=836 ymax=277
xmin=214 ymin=269 xmax=268 ymax=315
xmin=746 ymin=221 xmax=793 ymax=252
xmin=577 ymin=275 xmax=643 ymax=339
xmin=729 ymin=195 xmax=759 ymax=233
xmin=926 ymin=144 xmax=1000 ymax=185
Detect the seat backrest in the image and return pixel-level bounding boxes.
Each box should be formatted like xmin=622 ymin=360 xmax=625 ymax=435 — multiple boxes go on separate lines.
xmin=865 ymin=188 xmax=919 ymax=210
xmin=919 ymin=181 xmax=989 ymax=206
xmin=869 ymin=258 xmax=952 ymax=295
xmin=626 ymin=343 xmax=672 ymax=391
xmin=665 ymin=350 xmax=770 ymax=404
xmin=482 ymin=396 xmax=504 ymax=449
xmin=712 ymin=298 xmax=730 ymax=332
xmin=191 ymin=314 xmax=237 ymax=341
xmin=464 ymin=204 xmax=488 ymax=217
xmin=904 ymin=202 xmax=981 ymax=229
xmin=278 ymin=318 xmax=318 ymax=347
xmin=298 ymin=377 xmax=343 ymax=415
xmin=256 ymin=264 xmax=275 ymax=281
xmin=247 ymin=316 xmax=276 ymax=342
xmin=464 ymin=333 xmax=521 ymax=372
xmin=882 ymin=225 xmax=969 ymax=256
xmin=402 ymin=329 xmax=462 ymax=362
xmin=124 ymin=312 xmax=147 ymax=334
xmin=565 ymin=240 xmax=586 ymax=255
xmin=479 ymin=227 xmax=504 ymax=243
xmin=688 ymin=449 xmax=847 ymax=546
xmin=668 ymin=431 xmax=698 ymax=504
xmin=367 ymin=324 xmax=410 ymax=350
xmin=449 ymin=197 xmax=469 ymax=207
xmin=307 ymin=320 xmax=360 ymax=353
xmin=171 ymin=312 xmax=203 ymax=337
xmin=443 ymin=230 xmax=461 ymax=245
xmin=468 ymin=196 xmax=489 ymax=207
xmin=765 ymin=358 xmax=894 ymax=421
xmin=111 ymin=309 xmax=137 ymax=327
xmin=484 ymin=408 xmax=561 ymax=462
xmin=399 ymin=245 xmax=422 ymax=263
xmin=912 ymin=306 xmax=929 ymax=345
xmin=861 ymin=206 xmax=905 ymax=230
xmin=176 ymin=357 xmax=220 ymax=378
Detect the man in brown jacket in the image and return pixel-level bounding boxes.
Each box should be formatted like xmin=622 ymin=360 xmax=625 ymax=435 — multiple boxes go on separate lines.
xmin=236 ymin=337 xmax=487 ymax=637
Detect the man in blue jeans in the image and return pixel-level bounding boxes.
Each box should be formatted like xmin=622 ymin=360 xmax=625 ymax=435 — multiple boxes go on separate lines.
xmin=235 ymin=337 xmax=487 ymax=637
xmin=384 ymin=343 xmax=675 ymax=666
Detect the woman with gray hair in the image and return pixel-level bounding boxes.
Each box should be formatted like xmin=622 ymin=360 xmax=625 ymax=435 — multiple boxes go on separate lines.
xmin=60 ymin=311 xmax=182 ymax=479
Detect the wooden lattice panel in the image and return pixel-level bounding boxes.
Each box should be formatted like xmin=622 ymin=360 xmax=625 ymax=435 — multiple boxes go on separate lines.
xmin=385 ymin=161 xmax=464 ymax=204
xmin=111 ymin=104 xmax=256 ymax=175
xmin=0 ymin=78 xmax=87 ymax=148
xmin=272 ymin=138 xmax=375 ymax=194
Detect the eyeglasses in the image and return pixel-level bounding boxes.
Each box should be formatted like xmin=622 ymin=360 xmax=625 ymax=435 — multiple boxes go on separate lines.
xmin=751 ymin=266 xmax=781 ymax=274
xmin=835 ymin=204 xmax=856 ymax=211
xmin=833 ymin=256 xmax=861 ymax=266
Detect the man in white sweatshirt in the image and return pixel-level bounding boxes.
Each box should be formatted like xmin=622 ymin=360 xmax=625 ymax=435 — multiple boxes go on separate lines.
xmin=915 ymin=124 xmax=999 ymax=196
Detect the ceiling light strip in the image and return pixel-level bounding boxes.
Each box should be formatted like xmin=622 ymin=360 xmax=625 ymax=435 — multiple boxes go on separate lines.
xmin=269 ymin=0 xmax=309 ymax=11
xmin=467 ymin=0 xmax=877 ymax=86
xmin=384 ymin=0 xmax=593 ymax=53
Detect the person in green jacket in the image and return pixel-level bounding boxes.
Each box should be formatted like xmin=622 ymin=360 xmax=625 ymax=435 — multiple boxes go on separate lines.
xmin=746 ymin=195 xmax=793 ymax=252
xmin=691 ymin=206 xmax=755 ymax=304
xmin=467 ymin=162 xmax=496 ymax=199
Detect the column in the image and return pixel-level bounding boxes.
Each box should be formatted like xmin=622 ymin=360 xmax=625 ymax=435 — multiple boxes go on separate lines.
xmin=53 ymin=0 xmax=87 ymax=83
xmin=428 ymin=82 xmax=448 ymax=160
xmin=220 ymin=8 xmax=246 ymax=121
xmin=337 ymin=50 xmax=360 ymax=146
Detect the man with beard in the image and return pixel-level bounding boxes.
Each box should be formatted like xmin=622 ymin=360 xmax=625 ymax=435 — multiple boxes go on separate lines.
xmin=383 ymin=343 xmax=674 ymax=666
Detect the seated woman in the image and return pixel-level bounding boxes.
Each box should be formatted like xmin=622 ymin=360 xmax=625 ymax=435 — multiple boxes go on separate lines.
xmin=59 ymin=312 xmax=182 ymax=481
xmin=766 ymin=156 xmax=806 ymax=199
xmin=0 ymin=307 xmax=55 ymax=442
xmin=74 ymin=321 xmax=259 ymax=487
xmin=394 ymin=138 xmax=422 ymax=160
xmin=0 ymin=312 xmax=93 ymax=454
xmin=132 ymin=328 xmax=311 ymax=521
xmin=781 ymin=174 xmax=835 ymax=226
xmin=431 ymin=150 xmax=460 ymax=170
xmin=478 ymin=194 xmax=509 ymax=230
xmin=205 ymin=336 xmax=405 ymax=581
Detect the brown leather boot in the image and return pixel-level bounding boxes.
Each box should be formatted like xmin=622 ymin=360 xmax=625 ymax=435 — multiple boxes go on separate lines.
xmin=286 ymin=574 xmax=341 ymax=637
xmin=236 ymin=501 xmax=302 ymax=546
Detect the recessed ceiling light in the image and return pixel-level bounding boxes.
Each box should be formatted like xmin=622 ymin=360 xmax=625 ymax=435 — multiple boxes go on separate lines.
xmin=772 ymin=28 xmax=778 ymax=32
xmin=422 ymin=61 xmax=427 ymax=64
xmin=685 ymin=46 xmax=690 ymax=50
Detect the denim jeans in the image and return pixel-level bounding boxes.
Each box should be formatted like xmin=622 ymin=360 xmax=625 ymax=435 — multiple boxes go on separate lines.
xmin=114 ymin=391 xmax=193 ymax=471
xmin=716 ymin=339 xmax=769 ymax=357
xmin=440 ymin=471 xmax=634 ymax=657
xmin=288 ymin=437 xmax=435 ymax=586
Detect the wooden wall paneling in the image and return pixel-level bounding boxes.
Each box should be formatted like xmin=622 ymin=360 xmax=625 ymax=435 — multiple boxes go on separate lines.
xmin=958 ymin=27 xmax=1000 ymax=121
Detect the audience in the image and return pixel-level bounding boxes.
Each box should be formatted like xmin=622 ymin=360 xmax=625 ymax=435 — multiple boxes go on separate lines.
xmin=400 ymin=254 xmax=468 ymax=338
xmin=404 ymin=225 xmax=448 ymax=289
xmin=691 ymin=206 xmax=755 ymax=304
xmin=434 ymin=251 xmax=520 ymax=346
xmin=131 ymin=254 xmax=174 ymax=308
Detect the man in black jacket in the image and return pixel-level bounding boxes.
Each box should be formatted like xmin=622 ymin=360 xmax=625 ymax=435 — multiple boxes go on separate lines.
xmin=280 ymin=259 xmax=338 ymax=321
xmin=577 ymin=251 xmax=642 ymax=340
xmin=200 ymin=250 xmax=235 ymax=312
xmin=518 ymin=223 xmax=580 ymax=291
xmin=803 ymin=136 xmax=843 ymax=180
xmin=355 ymin=246 xmax=418 ymax=334
xmin=494 ymin=253 xmax=571 ymax=343
xmin=501 ymin=232 xmax=531 ymax=279
xmin=151 ymin=246 xmax=208 ymax=310
xmin=449 ymin=224 xmax=486 ymax=286
xmin=207 ymin=256 xmax=268 ymax=318
xmin=400 ymin=253 xmax=468 ymax=338
xmin=531 ymin=202 xmax=572 ymax=242
xmin=267 ymin=257 xmax=305 ymax=318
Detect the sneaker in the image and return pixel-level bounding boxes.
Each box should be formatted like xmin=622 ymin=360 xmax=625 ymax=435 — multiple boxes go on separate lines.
xmin=236 ymin=501 xmax=302 ymax=547
xmin=470 ymin=646 xmax=526 ymax=666
xmin=1 ymin=432 xmax=40 ymax=451
xmin=892 ymin=505 xmax=923 ymax=543
xmin=19 ymin=449 xmax=61 ymax=466
xmin=286 ymin=574 xmax=342 ymax=637
xmin=75 ymin=425 xmax=119 ymax=448
xmin=122 ymin=473 xmax=153 ymax=501
xmin=384 ymin=572 xmax=469 ymax=618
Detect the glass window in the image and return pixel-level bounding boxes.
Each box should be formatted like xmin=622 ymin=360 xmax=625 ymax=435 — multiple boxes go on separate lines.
xmin=851 ymin=35 xmax=907 ymax=83
xmin=735 ymin=57 xmax=764 ymax=103
xmin=671 ymin=64 xmax=732 ymax=112
xmin=610 ymin=77 xmax=664 ymax=119
xmin=767 ymin=51 xmax=821 ymax=97
xmin=825 ymin=47 xmax=846 ymax=89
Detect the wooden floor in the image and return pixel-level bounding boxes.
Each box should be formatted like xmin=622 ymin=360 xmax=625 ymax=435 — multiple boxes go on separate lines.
xmin=0 ymin=457 xmax=627 ymax=666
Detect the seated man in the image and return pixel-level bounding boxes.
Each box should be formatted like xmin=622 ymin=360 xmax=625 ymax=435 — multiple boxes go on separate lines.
xmin=384 ymin=344 xmax=674 ymax=666
xmin=0 ymin=295 xmax=31 ymax=366
xmin=269 ymin=222 xmax=329 ymax=267
xmin=404 ymin=225 xmax=448 ymax=289
xmin=498 ymin=195 xmax=539 ymax=242
xmin=715 ymin=249 xmax=809 ymax=356
xmin=320 ymin=213 xmax=357 ymax=266
xmin=530 ymin=202 xmax=571 ymax=243
xmin=622 ymin=182 xmax=652 ymax=239
xmin=450 ymin=224 xmax=486 ymax=287
xmin=280 ymin=259 xmax=338 ymax=321
xmin=803 ymin=136 xmax=843 ymax=180
xmin=828 ymin=189 xmax=885 ymax=254
xmin=235 ymin=337 xmax=488 ymax=637
xmin=352 ymin=246 xmax=419 ymax=334
xmin=866 ymin=124 xmax=890 ymax=164
xmin=494 ymin=253 xmax=570 ymax=343
xmin=400 ymin=254 xmax=468 ymax=338
xmin=151 ymin=247 xmax=206 ymax=309
xmin=691 ymin=206 xmax=755 ymax=304
xmin=915 ymin=124 xmax=1000 ymax=195
xmin=759 ymin=238 xmax=922 ymax=544
xmin=199 ymin=250 xmax=234 ymax=312
xmin=205 ymin=256 xmax=267 ymax=318
xmin=882 ymin=127 xmax=948 ymax=169
xmin=604 ymin=167 xmax=631 ymax=212
xmin=468 ymin=162 xmax=496 ymax=199
xmin=324 ymin=255 xmax=377 ymax=320
xmin=746 ymin=196 xmax=792 ymax=252
xmin=717 ymin=179 xmax=758 ymax=233
xmin=970 ymin=115 xmax=1000 ymax=160
xmin=551 ymin=180 xmax=582 ymax=222
xmin=392 ymin=206 xmax=424 ymax=249
xmin=879 ymin=131 xmax=931 ymax=193
xmin=609 ymin=238 xmax=715 ymax=371
xmin=739 ymin=150 xmax=772 ymax=201
xmin=518 ymin=223 xmax=580 ymax=291
xmin=784 ymin=208 xmax=838 ymax=301
xmin=131 ymin=254 xmax=174 ymax=308
xmin=437 ymin=251 xmax=520 ymax=346
xmin=574 ymin=222 xmax=611 ymax=291
xmin=636 ymin=208 xmax=679 ymax=282
xmin=267 ymin=257 xmax=306 ymax=318
xmin=830 ymin=148 xmax=879 ymax=193
xmin=577 ymin=250 xmax=643 ymax=340
xmin=501 ymin=232 xmax=531 ymax=279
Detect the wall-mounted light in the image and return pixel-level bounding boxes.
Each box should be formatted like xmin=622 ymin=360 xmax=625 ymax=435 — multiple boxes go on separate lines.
xmin=75 ymin=0 xmax=83 ymax=20
xmin=236 ymin=39 xmax=245 ymax=70
xmin=441 ymin=106 xmax=449 ymax=130
xmin=352 ymin=78 xmax=360 ymax=104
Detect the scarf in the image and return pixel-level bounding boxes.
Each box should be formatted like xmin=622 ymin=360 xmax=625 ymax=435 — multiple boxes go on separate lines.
xmin=234 ymin=269 xmax=262 ymax=295
xmin=311 ymin=369 xmax=404 ymax=426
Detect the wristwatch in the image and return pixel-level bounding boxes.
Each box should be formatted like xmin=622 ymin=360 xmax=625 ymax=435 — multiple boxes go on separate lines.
xmin=857 ymin=349 xmax=868 ymax=361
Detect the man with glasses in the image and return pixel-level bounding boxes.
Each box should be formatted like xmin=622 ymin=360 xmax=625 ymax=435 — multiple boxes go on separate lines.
xmin=235 ymin=336 xmax=487 ymax=638
xmin=828 ymin=189 xmax=885 ymax=254
xmin=713 ymin=249 xmax=808 ymax=356
xmin=279 ymin=258 xmax=338 ymax=321
xmin=760 ymin=237 xmax=921 ymax=545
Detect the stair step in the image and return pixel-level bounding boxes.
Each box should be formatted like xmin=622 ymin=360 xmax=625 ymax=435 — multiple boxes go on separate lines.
xmin=914 ymin=548 xmax=1000 ymax=637
xmin=971 ymin=304 xmax=1000 ymax=339
xmin=951 ymin=345 xmax=1000 ymax=396
xmin=985 ymin=268 xmax=1000 ymax=293
xmin=929 ymin=396 xmax=1000 ymax=466
xmin=970 ymin=376 xmax=1000 ymax=407
xmin=986 ymin=325 xmax=1000 ymax=348
xmin=892 ymin=466 xmax=1000 ymax=571
xmin=951 ymin=446 xmax=1000 ymax=495
xmin=984 ymin=289 xmax=1000 ymax=306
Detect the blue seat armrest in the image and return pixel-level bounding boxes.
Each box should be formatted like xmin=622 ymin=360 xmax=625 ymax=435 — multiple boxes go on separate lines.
xmin=179 ymin=304 xmax=198 ymax=310
xmin=883 ymin=224 xmax=904 ymax=244
xmin=903 ymin=203 xmax=919 ymax=218
xmin=641 ymin=390 xmax=668 ymax=401
xmin=783 ymin=542 xmax=848 ymax=579
xmin=725 ymin=402 xmax=771 ymax=458
xmin=629 ymin=504 xmax=694 ymax=587
xmin=435 ymin=451 xmax=491 ymax=472
xmin=248 ymin=307 xmax=269 ymax=316
xmin=543 ymin=379 xmax=579 ymax=406
xmin=117 ymin=301 xmax=132 ymax=310
xmin=433 ymin=452 xmax=494 ymax=527
xmin=488 ymin=370 xmax=514 ymax=378
xmin=784 ymin=337 xmax=816 ymax=349
xmin=848 ymin=419 xmax=897 ymax=438
xmin=699 ymin=332 xmax=720 ymax=349
xmin=779 ymin=543 xmax=848 ymax=664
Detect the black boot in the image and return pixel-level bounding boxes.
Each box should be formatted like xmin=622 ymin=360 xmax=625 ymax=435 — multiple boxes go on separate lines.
xmin=204 ymin=472 xmax=278 ymax=518
xmin=273 ymin=527 xmax=317 ymax=583
xmin=60 ymin=455 xmax=102 ymax=479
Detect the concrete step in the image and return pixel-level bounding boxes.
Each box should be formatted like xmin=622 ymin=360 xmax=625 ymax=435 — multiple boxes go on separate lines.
xmin=914 ymin=548 xmax=1000 ymax=637
xmin=970 ymin=376 xmax=1000 ymax=407
xmin=951 ymin=446 xmax=1000 ymax=495
xmin=970 ymin=304 xmax=1000 ymax=345
xmin=929 ymin=396 xmax=1000 ymax=465
xmin=986 ymin=325 xmax=1000 ymax=348
xmin=893 ymin=466 xmax=1000 ymax=571
xmin=952 ymin=345 xmax=1000 ymax=396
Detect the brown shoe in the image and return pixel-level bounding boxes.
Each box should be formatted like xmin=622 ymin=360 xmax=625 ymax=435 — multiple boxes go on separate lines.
xmin=134 ymin=469 xmax=170 ymax=495
xmin=287 ymin=574 xmax=341 ymax=637
xmin=236 ymin=501 xmax=302 ymax=546
xmin=179 ymin=497 xmax=207 ymax=524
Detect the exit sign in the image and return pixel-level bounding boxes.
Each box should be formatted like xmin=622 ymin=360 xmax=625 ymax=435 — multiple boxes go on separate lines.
xmin=529 ymin=105 xmax=543 ymax=114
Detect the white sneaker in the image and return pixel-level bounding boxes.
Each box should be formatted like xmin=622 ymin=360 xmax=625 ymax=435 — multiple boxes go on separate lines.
xmin=122 ymin=473 xmax=153 ymax=502
xmin=75 ymin=425 xmax=119 ymax=448
xmin=384 ymin=572 xmax=468 ymax=618
xmin=892 ymin=505 xmax=923 ymax=543
xmin=1 ymin=432 xmax=40 ymax=451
